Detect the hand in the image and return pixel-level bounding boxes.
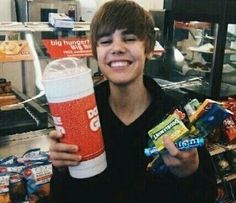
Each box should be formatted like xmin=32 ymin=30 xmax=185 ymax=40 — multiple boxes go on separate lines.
xmin=162 ymin=135 xmax=199 ymax=178
xmin=49 ymin=130 xmax=82 ymax=168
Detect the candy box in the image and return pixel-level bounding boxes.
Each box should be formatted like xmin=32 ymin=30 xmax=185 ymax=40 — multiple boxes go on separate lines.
xmin=148 ymin=115 xmax=189 ymax=152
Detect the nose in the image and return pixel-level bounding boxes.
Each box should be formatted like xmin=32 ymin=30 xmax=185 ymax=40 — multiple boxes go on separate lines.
xmin=111 ymin=39 xmax=126 ymax=55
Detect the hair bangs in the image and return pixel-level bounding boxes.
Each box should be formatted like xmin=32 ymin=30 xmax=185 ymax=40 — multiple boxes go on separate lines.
xmin=95 ymin=3 xmax=143 ymax=40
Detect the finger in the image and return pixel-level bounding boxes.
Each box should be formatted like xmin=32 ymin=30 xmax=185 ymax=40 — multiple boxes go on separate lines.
xmin=163 ymin=135 xmax=181 ymax=158
xmin=50 ymin=150 xmax=82 ymax=162
xmin=52 ymin=159 xmax=80 ymax=167
xmin=162 ymin=153 xmax=181 ymax=167
xmin=50 ymin=143 xmax=78 ymax=153
xmin=49 ymin=130 xmax=63 ymax=139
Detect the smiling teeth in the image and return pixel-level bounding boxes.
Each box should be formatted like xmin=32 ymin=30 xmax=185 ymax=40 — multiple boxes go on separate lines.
xmin=110 ymin=61 xmax=129 ymax=68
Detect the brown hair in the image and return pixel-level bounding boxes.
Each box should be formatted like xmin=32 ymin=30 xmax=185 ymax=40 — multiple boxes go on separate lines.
xmin=90 ymin=0 xmax=155 ymax=59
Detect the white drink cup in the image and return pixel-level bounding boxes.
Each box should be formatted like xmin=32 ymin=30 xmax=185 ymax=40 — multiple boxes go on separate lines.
xmin=42 ymin=57 xmax=107 ymax=178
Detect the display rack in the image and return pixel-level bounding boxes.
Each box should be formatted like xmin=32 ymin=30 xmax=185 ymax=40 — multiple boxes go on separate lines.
xmin=164 ymin=0 xmax=236 ymax=99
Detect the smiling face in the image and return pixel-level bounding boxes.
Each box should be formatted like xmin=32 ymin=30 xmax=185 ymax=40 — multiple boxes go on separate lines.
xmin=90 ymin=1 xmax=155 ymax=59
xmin=97 ymin=29 xmax=148 ymax=85
xmin=90 ymin=0 xmax=155 ymax=86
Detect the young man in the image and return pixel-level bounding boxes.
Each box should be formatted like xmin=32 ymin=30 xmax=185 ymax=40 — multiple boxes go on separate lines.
xmin=49 ymin=0 xmax=216 ymax=202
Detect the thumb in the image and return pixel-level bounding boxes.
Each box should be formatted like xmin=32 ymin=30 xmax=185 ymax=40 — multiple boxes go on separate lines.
xmin=163 ymin=135 xmax=181 ymax=158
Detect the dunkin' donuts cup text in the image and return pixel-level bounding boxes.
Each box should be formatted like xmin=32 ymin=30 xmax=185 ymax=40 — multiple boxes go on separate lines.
xmin=49 ymin=95 xmax=104 ymax=161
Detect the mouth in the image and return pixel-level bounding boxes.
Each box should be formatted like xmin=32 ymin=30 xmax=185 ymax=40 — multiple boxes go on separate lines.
xmin=108 ymin=60 xmax=132 ymax=68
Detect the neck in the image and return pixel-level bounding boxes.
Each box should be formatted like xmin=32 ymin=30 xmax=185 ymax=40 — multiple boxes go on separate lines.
xmin=109 ymin=78 xmax=151 ymax=125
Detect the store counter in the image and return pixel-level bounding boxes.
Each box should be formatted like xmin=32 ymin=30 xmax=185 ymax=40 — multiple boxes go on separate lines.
xmin=0 ymin=128 xmax=50 ymax=159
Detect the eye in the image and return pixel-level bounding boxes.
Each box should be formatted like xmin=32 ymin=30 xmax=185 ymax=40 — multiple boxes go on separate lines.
xmin=97 ymin=37 xmax=112 ymax=46
xmin=123 ymin=34 xmax=138 ymax=42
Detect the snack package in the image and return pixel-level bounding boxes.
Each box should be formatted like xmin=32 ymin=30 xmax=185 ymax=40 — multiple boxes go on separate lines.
xmin=0 ymin=156 xmax=17 ymax=166
xmin=145 ymin=137 xmax=205 ymax=157
xmin=148 ymin=114 xmax=189 ymax=152
xmin=189 ymin=99 xmax=218 ymax=123
xmin=0 ymin=173 xmax=10 ymax=203
xmin=195 ymin=103 xmax=233 ymax=137
xmin=0 ymin=155 xmax=25 ymax=177
xmin=23 ymin=162 xmax=52 ymax=203
xmin=0 ymin=156 xmax=27 ymax=202
xmin=17 ymin=148 xmax=49 ymax=166
xmin=184 ymin=98 xmax=200 ymax=118
xmin=9 ymin=172 xmax=27 ymax=202
xmin=222 ymin=97 xmax=236 ymax=143
xmin=222 ymin=97 xmax=236 ymax=119
xmin=222 ymin=117 xmax=236 ymax=143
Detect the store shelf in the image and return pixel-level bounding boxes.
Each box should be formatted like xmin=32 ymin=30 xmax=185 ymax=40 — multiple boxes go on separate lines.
xmin=0 ymin=22 xmax=90 ymax=32
xmin=217 ymin=173 xmax=236 ymax=184
xmin=208 ymin=144 xmax=236 ymax=156
xmin=163 ymin=0 xmax=236 ymax=99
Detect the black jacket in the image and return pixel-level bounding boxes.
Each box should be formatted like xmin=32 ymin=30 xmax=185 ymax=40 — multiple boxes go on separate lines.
xmin=50 ymin=76 xmax=217 ymax=203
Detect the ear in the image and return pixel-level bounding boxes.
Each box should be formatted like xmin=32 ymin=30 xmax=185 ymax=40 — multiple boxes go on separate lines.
xmin=146 ymin=51 xmax=153 ymax=60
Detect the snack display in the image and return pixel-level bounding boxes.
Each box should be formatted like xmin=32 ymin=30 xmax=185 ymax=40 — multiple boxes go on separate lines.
xmin=0 ymin=149 xmax=52 ymax=203
xmin=222 ymin=97 xmax=236 ymax=143
xmin=0 ymin=173 xmax=10 ymax=203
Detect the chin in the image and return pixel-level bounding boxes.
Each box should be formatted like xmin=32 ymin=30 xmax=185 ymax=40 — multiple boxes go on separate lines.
xmin=110 ymin=77 xmax=137 ymax=87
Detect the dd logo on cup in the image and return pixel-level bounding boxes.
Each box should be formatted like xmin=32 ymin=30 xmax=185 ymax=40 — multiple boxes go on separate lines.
xmin=53 ymin=116 xmax=66 ymax=135
xmin=53 ymin=106 xmax=101 ymax=134
xmin=87 ymin=106 xmax=100 ymax=132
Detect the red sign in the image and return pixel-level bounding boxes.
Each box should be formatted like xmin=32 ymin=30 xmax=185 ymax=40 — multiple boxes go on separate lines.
xmin=42 ymin=37 xmax=92 ymax=59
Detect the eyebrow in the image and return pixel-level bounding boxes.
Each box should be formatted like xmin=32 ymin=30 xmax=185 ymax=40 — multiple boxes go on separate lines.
xmin=122 ymin=30 xmax=135 ymax=35
xmin=97 ymin=32 xmax=113 ymax=39
xmin=97 ymin=30 xmax=135 ymax=39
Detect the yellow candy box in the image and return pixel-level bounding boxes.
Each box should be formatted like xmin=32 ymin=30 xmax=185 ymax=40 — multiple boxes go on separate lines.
xmin=148 ymin=115 xmax=189 ymax=152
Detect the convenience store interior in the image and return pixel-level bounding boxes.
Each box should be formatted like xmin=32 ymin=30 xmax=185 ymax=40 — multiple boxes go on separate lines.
xmin=0 ymin=0 xmax=236 ymax=202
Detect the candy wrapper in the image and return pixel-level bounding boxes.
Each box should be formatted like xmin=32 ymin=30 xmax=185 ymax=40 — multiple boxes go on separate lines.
xmin=145 ymin=137 xmax=205 ymax=158
xmin=188 ymin=99 xmax=219 ymax=124
xmin=23 ymin=162 xmax=52 ymax=203
xmin=184 ymin=98 xmax=200 ymax=118
xmin=222 ymin=117 xmax=236 ymax=143
xmin=0 ymin=173 xmax=10 ymax=203
xmin=17 ymin=148 xmax=49 ymax=166
xmin=9 ymin=172 xmax=27 ymax=202
xmin=0 ymin=155 xmax=27 ymax=202
xmin=222 ymin=97 xmax=236 ymax=143
xmin=194 ymin=103 xmax=233 ymax=137
xmin=148 ymin=114 xmax=189 ymax=152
